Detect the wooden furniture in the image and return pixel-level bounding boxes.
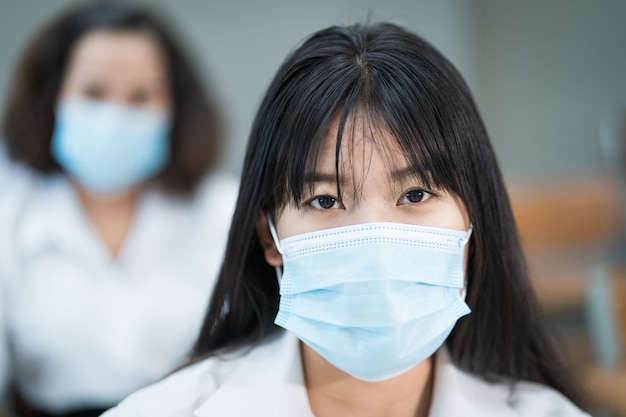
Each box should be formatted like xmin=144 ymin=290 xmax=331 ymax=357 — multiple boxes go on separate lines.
xmin=508 ymin=175 xmax=626 ymax=416
xmin=508 ymin=176 xmax=622 ymax=310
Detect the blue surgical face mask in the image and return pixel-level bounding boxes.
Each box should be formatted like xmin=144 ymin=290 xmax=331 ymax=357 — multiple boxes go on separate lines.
xmin=269 ymin=219 xmax=472 ymax=382
xmin=51 ymin=98 xmax=171 ymax=195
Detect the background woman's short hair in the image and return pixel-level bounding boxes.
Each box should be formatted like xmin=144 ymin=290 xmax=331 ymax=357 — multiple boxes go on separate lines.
xmin=1 ymin=1 xmax=223 ymax=195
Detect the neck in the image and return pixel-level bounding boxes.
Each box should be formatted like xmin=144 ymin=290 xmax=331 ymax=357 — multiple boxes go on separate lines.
xmin=301 ymin=343 xmax=434 ymax=417
xmin=76 ymin=185 xmax=140 ymax=257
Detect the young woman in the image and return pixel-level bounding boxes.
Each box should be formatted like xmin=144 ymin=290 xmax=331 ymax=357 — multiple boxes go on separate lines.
xmin=103 ymin=22 xmax=589 ymax=416
xmin=0 ymin=3 xmax=237 ymax=416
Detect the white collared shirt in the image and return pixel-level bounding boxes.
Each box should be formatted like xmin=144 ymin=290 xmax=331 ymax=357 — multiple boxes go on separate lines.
xmin=103 ymin=331 xmax=590 ymax=417
xmin=0 ymin=161 xmax=238 ymax=413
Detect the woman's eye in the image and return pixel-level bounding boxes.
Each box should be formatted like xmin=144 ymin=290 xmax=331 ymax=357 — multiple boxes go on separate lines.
xmin=129 ymin=89 xmax=156 ymax=104
xmin=400 ymin=189 xmax=432 ymax=205
xmin=309 ymin=195 xmax=341 ymax=209
xmin=83 ymin=84 xmax=104 ymax=100
xmin=129 ymin=86 xmax=165 ymax=105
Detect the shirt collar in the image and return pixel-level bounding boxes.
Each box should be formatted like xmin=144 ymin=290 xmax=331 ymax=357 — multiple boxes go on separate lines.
xmin=14 ymin=173 xmax=186 ymax=270
xmin=192 ymin=333 xmax=517 ymax=417
xmin=14 ymin=174 xmax=97 ymax=263
xmin=428 ymin=347 xmax=519 ymax=417
xmin=193 ymin=331 xmax=314 ymax=417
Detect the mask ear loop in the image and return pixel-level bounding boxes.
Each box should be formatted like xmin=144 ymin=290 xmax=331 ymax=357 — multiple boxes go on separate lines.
xmin=266 ymin=214 xmax=284 ymax=283
xmin=460 ymin=223 xmax=473 ymax=300
xmin=461 ymin=223 xmax=473 ymax=246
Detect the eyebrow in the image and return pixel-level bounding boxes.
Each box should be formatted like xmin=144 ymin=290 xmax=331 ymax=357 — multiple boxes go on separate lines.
xmin=391 ymin=166 xmax=418 ymax=180
xmin=303 ymin=167 xmax=419 ymax=184
xmin=303 ymin=172 xmax=338 ymax=184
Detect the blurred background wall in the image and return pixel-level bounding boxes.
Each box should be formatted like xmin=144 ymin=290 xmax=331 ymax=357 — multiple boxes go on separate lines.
xmin=477 ymin=0 xmax=626 ymax=180
xmin=3 ymin=0 xmax=623 ymax=179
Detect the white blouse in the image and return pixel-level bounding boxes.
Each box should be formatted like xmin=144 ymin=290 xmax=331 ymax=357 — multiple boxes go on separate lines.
xmin=103 ymin=331 xmax=590 ymax=417
xmin=0 ymin=158 xmax=239 ymax=414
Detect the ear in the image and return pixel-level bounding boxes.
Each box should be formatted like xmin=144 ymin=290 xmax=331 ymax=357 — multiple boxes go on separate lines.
xmin=256 ymin=211 xmax=283 ymax=267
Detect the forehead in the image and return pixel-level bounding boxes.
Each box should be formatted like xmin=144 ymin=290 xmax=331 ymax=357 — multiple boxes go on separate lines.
xmin=314 ymin=115 xmax=408 ymax=173
xmin=65 ymin=29 xmax=166 ymax=79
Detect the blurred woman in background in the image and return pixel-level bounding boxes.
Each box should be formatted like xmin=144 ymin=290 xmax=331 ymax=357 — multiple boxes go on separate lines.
xmin=0 ymin=2 xmax=237 ymax=416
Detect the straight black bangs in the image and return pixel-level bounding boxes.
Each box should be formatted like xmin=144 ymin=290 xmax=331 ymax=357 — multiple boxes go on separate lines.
xmin=262 ymin=23 xmax=472 ymax=216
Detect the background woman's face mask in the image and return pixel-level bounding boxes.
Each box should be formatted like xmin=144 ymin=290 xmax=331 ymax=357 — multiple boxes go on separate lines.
xmin=51 ymin=98 xmax=171 ymax=195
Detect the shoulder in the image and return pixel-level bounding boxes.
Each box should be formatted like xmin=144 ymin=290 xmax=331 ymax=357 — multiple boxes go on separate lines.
xmin=0 ymin=150 xmax=39 ymax=241
xmin=505 ymin=380 xmax=589 ymax=416
xmin=103 ymin=332 xmax=296 ymax=417
xmin=101 ymin=359 xmax=220 ymax=417
xmin=0 ymin=157 xmax=69 ymax=232
xmin=0 ymin=146 xmax=35 ymax=198
xmin=191 ymin=170 xmax=239 ymax=220
xmin=195 ymin=170 xmax=239 ymax=204
xmin=0 ymin=158 xmax=76 ymax=284
xmin=430 ymin=349 xmax=590 ymax=417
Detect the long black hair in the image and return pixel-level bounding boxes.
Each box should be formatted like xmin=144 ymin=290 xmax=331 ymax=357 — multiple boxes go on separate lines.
xmin=2 ymin=1 xmax=222 ymax=194
xmin=193 ymin=22 xmax=587 ymax=409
